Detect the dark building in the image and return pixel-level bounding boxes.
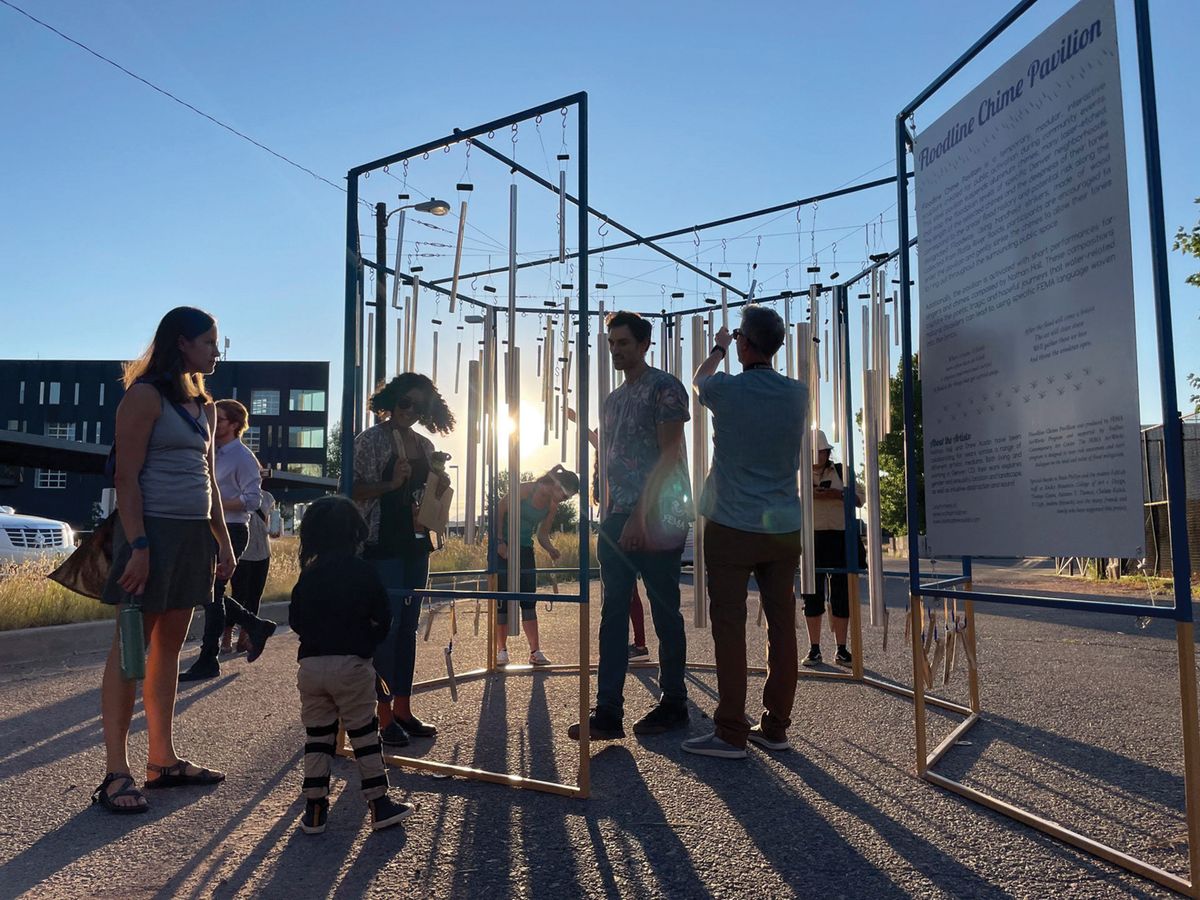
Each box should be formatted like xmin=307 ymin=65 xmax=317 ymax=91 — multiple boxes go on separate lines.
xmin=0 ymin=359 xmax=329 ymax=529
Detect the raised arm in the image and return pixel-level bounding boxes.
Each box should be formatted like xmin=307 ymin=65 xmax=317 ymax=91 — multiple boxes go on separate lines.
xmin=693 ymin=326 xmax=732 ymax=393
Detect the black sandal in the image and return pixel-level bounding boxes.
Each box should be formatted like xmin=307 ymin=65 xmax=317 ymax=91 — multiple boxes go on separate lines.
xmin=92 ymin=772 xmax=148 ymax=814
xmin=145 ymin=759 xmax=226 ymax=789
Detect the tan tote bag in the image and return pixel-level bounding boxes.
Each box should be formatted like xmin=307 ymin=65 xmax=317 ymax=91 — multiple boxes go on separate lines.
xmin=390 ymin=429 xmax=453 ymax=549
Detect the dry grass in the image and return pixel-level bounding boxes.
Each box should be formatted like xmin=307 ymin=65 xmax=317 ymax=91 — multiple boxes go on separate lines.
xmin=1 ymin=532 xmax=597 ymax=632
xmin=0 ymin=557 xmax=118 ymax=632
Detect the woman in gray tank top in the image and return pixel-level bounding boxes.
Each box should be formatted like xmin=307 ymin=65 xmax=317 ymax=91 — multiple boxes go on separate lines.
xmin=93 ymin=307 xmax=233 ymax=814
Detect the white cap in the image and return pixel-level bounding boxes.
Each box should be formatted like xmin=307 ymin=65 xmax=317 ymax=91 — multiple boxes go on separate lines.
xmin=814 ymin=429 xmax=833 ymax=452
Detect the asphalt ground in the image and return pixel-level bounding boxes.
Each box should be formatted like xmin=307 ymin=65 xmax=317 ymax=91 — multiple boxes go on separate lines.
xmin=0 ymin=563 xmax=1193 ymax=899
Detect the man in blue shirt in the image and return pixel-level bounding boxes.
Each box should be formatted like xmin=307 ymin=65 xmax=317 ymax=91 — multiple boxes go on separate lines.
xmin=682 ymin=306 xmax=806 ymax=759
xmin=569 ymin=311 xmax=693 ymax=741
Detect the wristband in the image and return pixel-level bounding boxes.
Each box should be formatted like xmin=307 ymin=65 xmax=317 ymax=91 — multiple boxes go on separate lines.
xmin=711 ymin=344 xmax=727 ymax=357
xmin=131 ymin=535 xmax=150 ymax=550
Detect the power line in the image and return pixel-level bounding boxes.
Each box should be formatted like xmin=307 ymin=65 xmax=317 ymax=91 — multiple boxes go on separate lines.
xmin=0 ymin=0 xmax=360 ymax=204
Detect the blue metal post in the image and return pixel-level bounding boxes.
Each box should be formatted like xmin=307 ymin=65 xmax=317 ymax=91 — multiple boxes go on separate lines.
xmin=339 ymin=175 xmax=360 ymax=497
xmin=1132 ymin=0 xmax=1192 ymax=622
xmin=577 ymin=93 xmax=591 ymax=600
xmin=839 ymin=286 xmax=860 ymax=574
xmin=895 ymin=120 xmax=922 ymax=598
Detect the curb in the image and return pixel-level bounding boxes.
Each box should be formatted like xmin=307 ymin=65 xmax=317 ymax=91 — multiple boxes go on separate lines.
xmin=0 ymin=599 xmax=291 ymax=669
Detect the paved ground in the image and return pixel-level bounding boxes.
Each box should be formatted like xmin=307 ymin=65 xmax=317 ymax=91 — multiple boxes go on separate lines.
xmin=0 ymin=563 xmax=1194 ymax=898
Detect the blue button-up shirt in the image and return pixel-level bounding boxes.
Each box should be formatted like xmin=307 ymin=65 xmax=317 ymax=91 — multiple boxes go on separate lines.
xmin=215 ymin=437 xmax=262 ymax=526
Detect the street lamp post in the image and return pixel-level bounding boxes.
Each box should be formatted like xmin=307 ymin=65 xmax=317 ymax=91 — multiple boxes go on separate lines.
xmin=374 ymin=196 xmax=452 ymax=386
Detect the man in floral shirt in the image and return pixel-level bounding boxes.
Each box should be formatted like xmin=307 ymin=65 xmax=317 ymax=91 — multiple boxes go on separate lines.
xmin=570 ymin=311 xmax=693 ymax=741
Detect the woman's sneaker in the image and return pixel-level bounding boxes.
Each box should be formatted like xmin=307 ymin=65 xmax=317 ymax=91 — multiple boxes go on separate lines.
xmin=530 ymin=650 xmax=551 ymax=667
xmin=369 ymin=794 xmax=416 ymax=831
xmin=802 ymin=646 xmax=822 ymax=668
xmin=300 ymin=797 xmax=328 ymax=835
xmin=496 ymin=649 xmax=510 ymax=666
xmin=834 ymin=646 xmax=853 ymax=667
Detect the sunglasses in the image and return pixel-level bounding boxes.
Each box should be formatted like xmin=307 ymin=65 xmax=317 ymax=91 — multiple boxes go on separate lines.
xmin=731 ymin=328 xmax=757 ymax=349
xmin=395 ymin=395 xmax=428 ymax=413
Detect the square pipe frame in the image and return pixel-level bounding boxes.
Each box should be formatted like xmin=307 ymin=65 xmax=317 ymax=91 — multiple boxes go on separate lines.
xmin=339 ymin=92 xmax=593 ymax=798
xmin=893 ymin=1 xmax=1199 ymax=894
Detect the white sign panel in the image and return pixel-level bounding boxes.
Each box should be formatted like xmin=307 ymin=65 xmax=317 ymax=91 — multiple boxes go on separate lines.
xmin=914 ymin=0 xmax=1143 ymax=558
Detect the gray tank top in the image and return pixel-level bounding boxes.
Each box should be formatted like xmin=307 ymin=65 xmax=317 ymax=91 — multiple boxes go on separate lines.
xmin=139 ymin=395 xmax=212 ymax=519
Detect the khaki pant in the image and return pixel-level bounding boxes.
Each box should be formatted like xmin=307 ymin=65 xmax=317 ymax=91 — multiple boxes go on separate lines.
xmin=298 ymin=655 xmax=389 ymax=801
xmin=704 ymin=520 xmax=802 ymax=749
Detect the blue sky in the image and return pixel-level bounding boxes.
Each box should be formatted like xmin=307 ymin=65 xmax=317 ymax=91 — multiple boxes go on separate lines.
xmin=1 ymin=0 xmax=1196 ymax=475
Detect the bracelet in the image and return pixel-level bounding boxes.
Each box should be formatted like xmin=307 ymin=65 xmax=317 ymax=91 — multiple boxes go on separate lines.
xmin=711 ymin=344 xmax=727 ymax=357
xmin=131 ymin=535 xmax=149 ymax=550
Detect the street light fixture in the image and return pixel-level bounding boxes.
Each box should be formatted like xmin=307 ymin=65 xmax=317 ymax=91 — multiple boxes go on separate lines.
xmin=374 ymin=195 xmax=453 ymax=385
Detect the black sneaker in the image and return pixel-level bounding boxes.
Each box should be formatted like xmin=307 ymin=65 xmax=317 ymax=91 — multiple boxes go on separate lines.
xmin=628 ymin=644 xmax=650 ymax=662
xmin=802 ymin=647 xmax=822 ymax=668
xmin=300 ymin=797 xmax=328 ymax=834
xmin=395 ymin=716 xmax=437 ymax=738
xmin=633 ymin=700 xmax=689 ymax=735
xmin=567 ymin=708 xmax=625 ymax=741
xmin=178 ymin=654 xmax=220 ymax=682
xmin=380 ymin=722 xmax=410 ymax=747
xmin=834 ymin=646 xmax=853 ymax=667
xmin=369 ymin=794 xmax=416 ymax=831
xmin=245 ymin=619 xmax=278 ymax=664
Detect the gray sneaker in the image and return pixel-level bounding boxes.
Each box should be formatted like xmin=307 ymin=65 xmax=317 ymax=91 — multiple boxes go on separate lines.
xmin=747 ymin=725 xmax=792 ymax=751
xmin=681 ymin=731 xmax=747 ymax=759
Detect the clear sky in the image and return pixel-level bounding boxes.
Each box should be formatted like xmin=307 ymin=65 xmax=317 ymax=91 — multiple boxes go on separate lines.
xmin=1 ymin=0 xmax=1196 ymax=480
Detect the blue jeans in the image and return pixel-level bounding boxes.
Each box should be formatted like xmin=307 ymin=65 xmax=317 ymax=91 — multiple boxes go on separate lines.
xmin=370 ymin=550 xmax=431 ymax=700
xmin=596 ymin=513 xmax=686 ymax=719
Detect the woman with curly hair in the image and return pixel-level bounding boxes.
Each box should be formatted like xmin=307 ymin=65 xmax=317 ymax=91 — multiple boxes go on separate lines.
xmin=352 ymin=372 xmax=454 ymax=748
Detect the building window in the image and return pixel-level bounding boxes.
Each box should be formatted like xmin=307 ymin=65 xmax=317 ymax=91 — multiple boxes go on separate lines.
xmin=6 ymin=420 xmax=18 ymax=431
xmin=288 ymin=427 xmax=325 ymax=449
xmin=289 ymin=389 xmax=326 ymax=413
xmin=18 ymin=381 xmax=24 ymax=403
xmin=99 ymin=383 xmax=106 ymax=406
xmin=36 ymin=469 xmax=67 ymax=489
xmin=244 ymin=426 xmax=261 ymax=452
xmin=48 ymin=382 xmax=61 ymax=404
xmin=45 ymin=422 xmax=77 ymax=440
xmin=39 ymin=382 xmax=44 ymax=404
xmin=250 ymin=390 xmax=280 ymax=416
xmin=83 ymin=422 xmax=89 ymax=442
xmin=287 ymin=463 xmax=324 ymax=477
xmin=74 ymin=383 xmax=80 ymax=404
xmin=95 ymin=422 xmax=102 ymax=444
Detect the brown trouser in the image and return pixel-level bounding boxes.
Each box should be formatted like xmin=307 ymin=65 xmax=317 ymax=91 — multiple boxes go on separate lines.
xmin=298 ymin=655 xmax=389 ymax=801
xmin=705 ymin=520 xmax=802 ymax=749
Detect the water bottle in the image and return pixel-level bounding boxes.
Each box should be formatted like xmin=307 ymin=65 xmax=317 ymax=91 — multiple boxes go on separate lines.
xmin=118 ymin=597 xmax=146 ymax=681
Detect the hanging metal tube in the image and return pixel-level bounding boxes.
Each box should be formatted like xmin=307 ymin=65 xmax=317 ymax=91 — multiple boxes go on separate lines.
xmin=558 ymin=169 xmax=567 ymax=264
xmin=408 ymin=275 xmax=421 ymax=372
xmin=797 ymin=322 xmax=816 ymax=595
xmin=691 ymin=316 xmax=709 ymax=629
xmin=596 ymin=301 xmax=610 ymax=519
xmin=432 ymin=332 xmax=439 ymax=386
xmin=506 ymin=348 xmax=521 ymax=638
xmin=864 ymin=377 xmax=885 ymax=626
xmin=449 ymin=200 xmax=468 ymax=315
xmin=465 ymin=359 xmax=480 ymax=544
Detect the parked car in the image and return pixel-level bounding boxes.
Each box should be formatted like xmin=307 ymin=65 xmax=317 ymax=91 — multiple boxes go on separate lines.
xmin=0 ymin=506 xmax=74 ymax=565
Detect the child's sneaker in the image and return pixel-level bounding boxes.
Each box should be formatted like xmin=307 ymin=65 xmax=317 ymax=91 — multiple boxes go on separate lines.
xmin=530 ymin=650 xmax=551 ymax=667
xmin=496 ymin=649 xmax=510 ymax=666
xmin=300 ymin=797 xmax=328 ymax=835
xmin=369 ymin=794 xmax=416 ymax=831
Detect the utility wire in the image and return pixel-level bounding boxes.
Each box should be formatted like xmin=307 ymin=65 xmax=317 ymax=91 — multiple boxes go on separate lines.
xmin=0 ymin=0 xmax=361 ymax=204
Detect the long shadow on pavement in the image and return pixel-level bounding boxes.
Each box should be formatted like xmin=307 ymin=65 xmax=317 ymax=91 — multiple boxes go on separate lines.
xmin=0 ymin=786 xmax=209 ymax=898
xmin=0 ymin=674 xmax=236 ymax=776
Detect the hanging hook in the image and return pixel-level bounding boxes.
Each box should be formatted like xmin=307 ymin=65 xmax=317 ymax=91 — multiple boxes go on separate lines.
xmin=597 ymin=218 xmax=610 ymax=238
xmin=692 ymin=227 xmax=701 ymax=248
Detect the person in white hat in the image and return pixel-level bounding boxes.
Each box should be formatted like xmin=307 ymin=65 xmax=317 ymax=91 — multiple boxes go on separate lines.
xmin=803 ymin=429 xmax=864 ymax=668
